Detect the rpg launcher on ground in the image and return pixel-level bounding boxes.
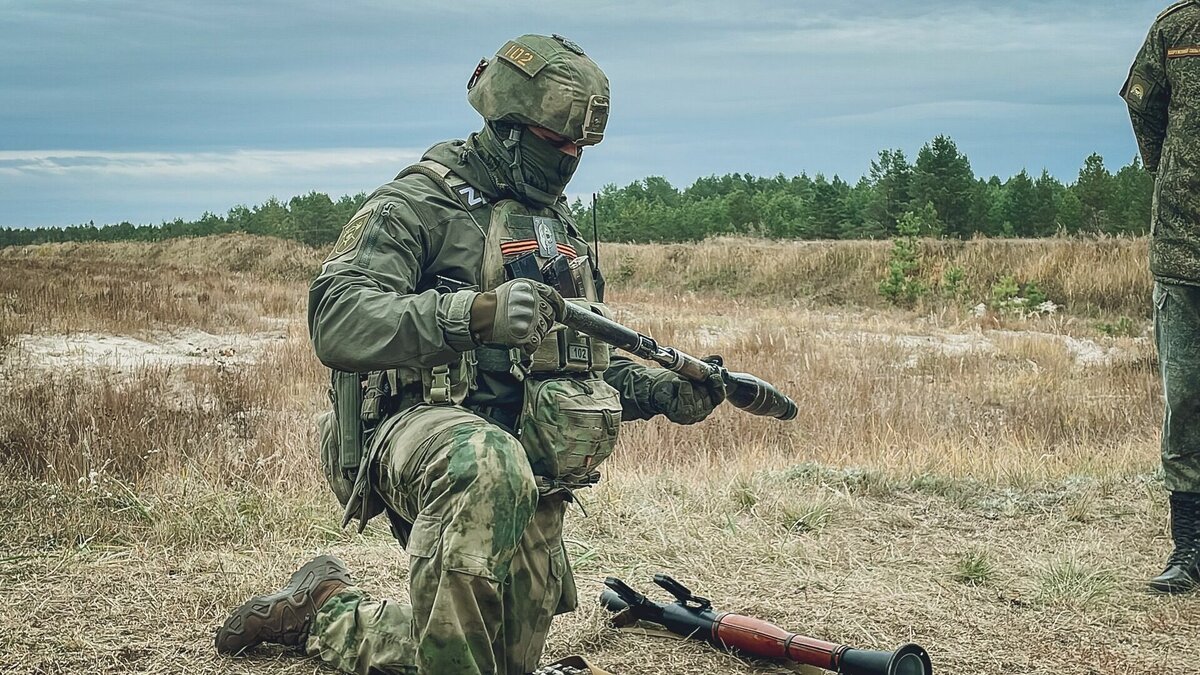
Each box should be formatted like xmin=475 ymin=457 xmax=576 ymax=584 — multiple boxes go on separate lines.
xmin=559 ymin=301 xmax=798 ymax=421
xmin=601 ymin=575 xmax=932 ymax=675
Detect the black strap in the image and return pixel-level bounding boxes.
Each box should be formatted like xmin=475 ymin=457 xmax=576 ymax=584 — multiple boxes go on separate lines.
xmin=476 ymin=345 xmax=517 ymax=372
xmin=475 ymin=404 xmax=520 ymax=435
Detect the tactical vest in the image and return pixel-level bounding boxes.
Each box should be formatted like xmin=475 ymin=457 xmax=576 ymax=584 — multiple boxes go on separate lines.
xmin=325 ymin=159 xmax=624 ymax=533
xmin=333 ymin=160 xmax=619 ymax=486
xmin=380 ymin=160 xmax=610 ymax=399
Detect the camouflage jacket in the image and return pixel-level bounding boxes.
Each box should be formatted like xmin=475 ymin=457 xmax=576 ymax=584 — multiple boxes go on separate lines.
xmin=308 ymin=138 xmax=662 ymax=423
xmin=1123 ymin=0 xmax=1200 ymax=284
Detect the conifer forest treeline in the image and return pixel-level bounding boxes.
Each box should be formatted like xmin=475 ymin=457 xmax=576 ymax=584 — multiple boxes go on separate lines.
xmin=0 ymin=136 xmax=1152 ymax=248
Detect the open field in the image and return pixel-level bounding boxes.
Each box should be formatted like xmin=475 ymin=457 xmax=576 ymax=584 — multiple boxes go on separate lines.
xmin=1 ymin=235 xmax=1195 ymax=674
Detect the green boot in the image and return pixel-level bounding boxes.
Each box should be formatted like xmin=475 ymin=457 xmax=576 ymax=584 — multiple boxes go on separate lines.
xmin=215 ymin=555 xmax=353 ymax=654
xmin=1148 ymin=492 xmax=1200 ymax=594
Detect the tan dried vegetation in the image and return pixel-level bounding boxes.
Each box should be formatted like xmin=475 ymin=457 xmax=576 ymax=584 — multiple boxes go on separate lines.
xmin=0 ymin=235 xmax=1194 ymax=675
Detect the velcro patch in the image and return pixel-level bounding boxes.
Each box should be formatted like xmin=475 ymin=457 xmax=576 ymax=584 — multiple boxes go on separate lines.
xmin=454 ymin=184 xmax=488 ymax=210
xmin=1122 ymin=72 xmax=1156 ymax=112
xmin=327 ymin=208 xmax=373 ymax=260
xmin=499 ymin=239 xmax=577 ymax=259
xmin=1169 ymin=46 xmax=1200 ymax=58
xmin=497 ymin=40 xmax=547 ymax=77
xmin=507 ymin=214 xmax=566 ymax=243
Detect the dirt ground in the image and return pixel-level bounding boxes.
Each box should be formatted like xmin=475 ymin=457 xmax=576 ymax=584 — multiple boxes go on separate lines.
xmin=2 ymin=468 xmax=1196 ymax=674
xmin=0 ymin=241 xmax=1194 ymax=674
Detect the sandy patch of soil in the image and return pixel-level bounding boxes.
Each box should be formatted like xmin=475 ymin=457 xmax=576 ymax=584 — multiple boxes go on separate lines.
xmin=5 ymin=328 xmax=289 ymax=370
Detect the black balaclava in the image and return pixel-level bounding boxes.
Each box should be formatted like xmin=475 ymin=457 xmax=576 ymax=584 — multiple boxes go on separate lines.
xmin=467 ymin=121 xmax=580 ymax=208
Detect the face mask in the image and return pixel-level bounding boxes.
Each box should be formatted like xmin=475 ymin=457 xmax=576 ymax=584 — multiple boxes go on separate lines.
xmin=515 ymin=129 xmax=580 ymax=204
xmin=477 ymin=123 xmax=580 ymax=207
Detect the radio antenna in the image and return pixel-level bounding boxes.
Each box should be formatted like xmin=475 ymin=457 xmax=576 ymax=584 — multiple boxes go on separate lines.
xmin=592 ymin=192 xmax=600 ymax=270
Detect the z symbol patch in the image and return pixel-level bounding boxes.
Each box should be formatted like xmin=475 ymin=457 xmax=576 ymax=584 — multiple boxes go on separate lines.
xmin=456 ymin=185 xmax=486 ymax=209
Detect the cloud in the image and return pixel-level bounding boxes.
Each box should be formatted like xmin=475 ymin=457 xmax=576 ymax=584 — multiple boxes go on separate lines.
xmin=0 ymin=0 xmax=1165 ymax=227
xmin=0 ymin=148 xmax=422 ymax=228
xmin=0 ymin=148 xmax=423 ymax=179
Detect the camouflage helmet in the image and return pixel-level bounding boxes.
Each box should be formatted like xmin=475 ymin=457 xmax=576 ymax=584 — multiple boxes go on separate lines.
xmin=467 ymin=34 xmax=610 ymax=146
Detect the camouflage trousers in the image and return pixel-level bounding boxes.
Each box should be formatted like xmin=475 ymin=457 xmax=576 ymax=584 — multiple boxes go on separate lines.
xmin=1155 ymin=281 xmax=1200 ymax=494
xmin=307 ymin=405 xmax=576 ymax=674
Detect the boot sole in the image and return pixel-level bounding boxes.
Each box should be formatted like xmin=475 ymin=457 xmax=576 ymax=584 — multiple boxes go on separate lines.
xmin=1148 ymin=580 xmax=1199 ymax=594
xmin=214 ymin=554 xmax=352 ymax=655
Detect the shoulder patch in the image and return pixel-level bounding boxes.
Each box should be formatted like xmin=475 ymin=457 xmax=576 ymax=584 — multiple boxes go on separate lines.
xmin=1168 ymin=46 xmax=1200 ymax=58
xmin=1122 ymin=70 xmax=1160 ymax=112
xmin=326 ymin=206 xmax=374 ymax=261
xmin=496 ymin=40 xmax=548 ymax=78
xmin=454 ymin=184 xmax=488 ymax=210
xmin=398 ymin=160 xmax=488 ymax=211
xmin=1159 ymin=0 xmax=1196 ymax=21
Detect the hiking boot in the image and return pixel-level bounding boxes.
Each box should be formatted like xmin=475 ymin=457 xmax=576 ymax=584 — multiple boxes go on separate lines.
xmin=1148 ymin=492 xmax=1200 ymax=595
xmin=531 ymin=656 xmax=613 ymax=675
xmin=214 ymin=554 xmax=352 ymax=654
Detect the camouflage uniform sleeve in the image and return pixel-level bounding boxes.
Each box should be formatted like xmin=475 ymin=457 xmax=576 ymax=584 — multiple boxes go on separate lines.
xmin=1121 ymin=21 xmax=1171 ymax=172
xmin=602 ymin=356 xmax=668 ymax=421
xmin=307 ymin=196 xmax=477 ymax=373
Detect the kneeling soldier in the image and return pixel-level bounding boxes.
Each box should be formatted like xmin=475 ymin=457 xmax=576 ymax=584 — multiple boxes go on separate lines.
xmin=215 ymin=33 xmax=726 ymax=674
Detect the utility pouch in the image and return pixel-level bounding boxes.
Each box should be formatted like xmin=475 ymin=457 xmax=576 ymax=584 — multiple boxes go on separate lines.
xmin=322 ymin=370 xmax=387 ymax=531
xmin=519 ymin=376 xmax=622 ymax=488
xmin=419 ymin=353 xmax=476 ymax=405
xmin=318 ymin=410 xmax=355 ymax=507
xmin=332 ymin=370 xmax=366 ymax=477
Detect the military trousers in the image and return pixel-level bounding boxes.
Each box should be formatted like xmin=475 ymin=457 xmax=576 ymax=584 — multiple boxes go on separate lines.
xmin=306 ymin=404 xmax=576 ymax=675
xmin=1155 ymin=281 xmax=1200 ymax=494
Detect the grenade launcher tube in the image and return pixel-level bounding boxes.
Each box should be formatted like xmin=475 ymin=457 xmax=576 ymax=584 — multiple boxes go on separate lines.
xmin=560 ymin=302 xmax=798 ymax=421
xmin=600 ymin=579 xmax=932 ymax=675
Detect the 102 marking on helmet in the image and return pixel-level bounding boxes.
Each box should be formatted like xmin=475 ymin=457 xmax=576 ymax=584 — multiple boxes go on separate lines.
xmin=468 ymin=34 xmax=610 ymax=146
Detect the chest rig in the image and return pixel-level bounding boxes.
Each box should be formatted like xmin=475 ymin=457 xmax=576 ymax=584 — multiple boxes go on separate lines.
xmin=363 ymin=159 xmax=610 ymax=420
xmin=475 ymin=199 xmax=611 ymax=379
xmin=330 ymin=159 xmax=621 ymax=522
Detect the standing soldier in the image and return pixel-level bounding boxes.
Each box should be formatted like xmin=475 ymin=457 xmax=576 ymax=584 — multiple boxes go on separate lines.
xmin=1122 ymin=0 xmax=1200 ymax=594
xmin=213 ymin=34 xmax=726 ymax=673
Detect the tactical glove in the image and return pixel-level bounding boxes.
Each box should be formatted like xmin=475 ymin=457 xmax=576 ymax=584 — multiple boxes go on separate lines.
xmin=648 ymin=366 xmax=727 ymax=425
xmin=470 ymin=278 xmax=565 ymax=355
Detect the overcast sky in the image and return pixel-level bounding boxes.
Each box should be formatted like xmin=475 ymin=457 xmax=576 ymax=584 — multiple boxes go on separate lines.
xmin=0 ymin=0 xmax=1164 ymax=228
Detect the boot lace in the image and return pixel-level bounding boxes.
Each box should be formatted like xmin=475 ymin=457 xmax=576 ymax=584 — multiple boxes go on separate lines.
xmin=1167 ymin=493 xmax=1200 ymax=569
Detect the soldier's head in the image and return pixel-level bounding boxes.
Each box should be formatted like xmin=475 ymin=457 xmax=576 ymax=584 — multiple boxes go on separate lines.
xmin=467 ymin=34 xmax=609 ymax=207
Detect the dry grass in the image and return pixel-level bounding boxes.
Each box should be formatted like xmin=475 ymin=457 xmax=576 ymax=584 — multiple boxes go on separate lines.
xmin=0 ymin=236 xmax=1191 ymax=675
xmin=603 ymin=235 xmax=1151 ymax=319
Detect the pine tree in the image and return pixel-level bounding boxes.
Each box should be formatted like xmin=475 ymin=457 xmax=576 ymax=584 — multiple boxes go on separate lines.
xmin=1030 ymin=170 xmax=1064 ymax=236
xmin=1074 ymin=153 xmax=1115 ymax=233
xmin=1111 ymin=157 xmax=1153 ymax=234
xmin=910 ymin=135 xmax=976 ymax=238
xmin=864 ymin=149 xmax=912 ymax=236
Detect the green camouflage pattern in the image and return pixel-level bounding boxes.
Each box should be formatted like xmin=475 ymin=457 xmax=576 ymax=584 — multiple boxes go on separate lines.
xmin=1155 ymin=281 xmax=1200 ymax=493
xmin=307 ymin=123 xmax=686 ymax=674
xmin=310 ymin=143 xmax=660 ymax=426
xmin=305 ymin=404 xmax=573 ymax=675
xmin=1123 ymin=1 xmax=1200 ymax=284
xmin=469 ymin=34 xmax=610 ymax=145
xmin=520 ymin=376 xmax=622 ymax=485
xmin=306 ymin=588 xmax=418 ymax=675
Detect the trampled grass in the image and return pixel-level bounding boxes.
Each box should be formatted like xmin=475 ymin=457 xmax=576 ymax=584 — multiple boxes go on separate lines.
xmin=0 ymin=235 xmax=1195 ymax=675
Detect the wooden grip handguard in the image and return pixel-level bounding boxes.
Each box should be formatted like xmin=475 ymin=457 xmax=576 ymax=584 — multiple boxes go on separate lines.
xmin=714 ymin=614 xmax=844 ymax=670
